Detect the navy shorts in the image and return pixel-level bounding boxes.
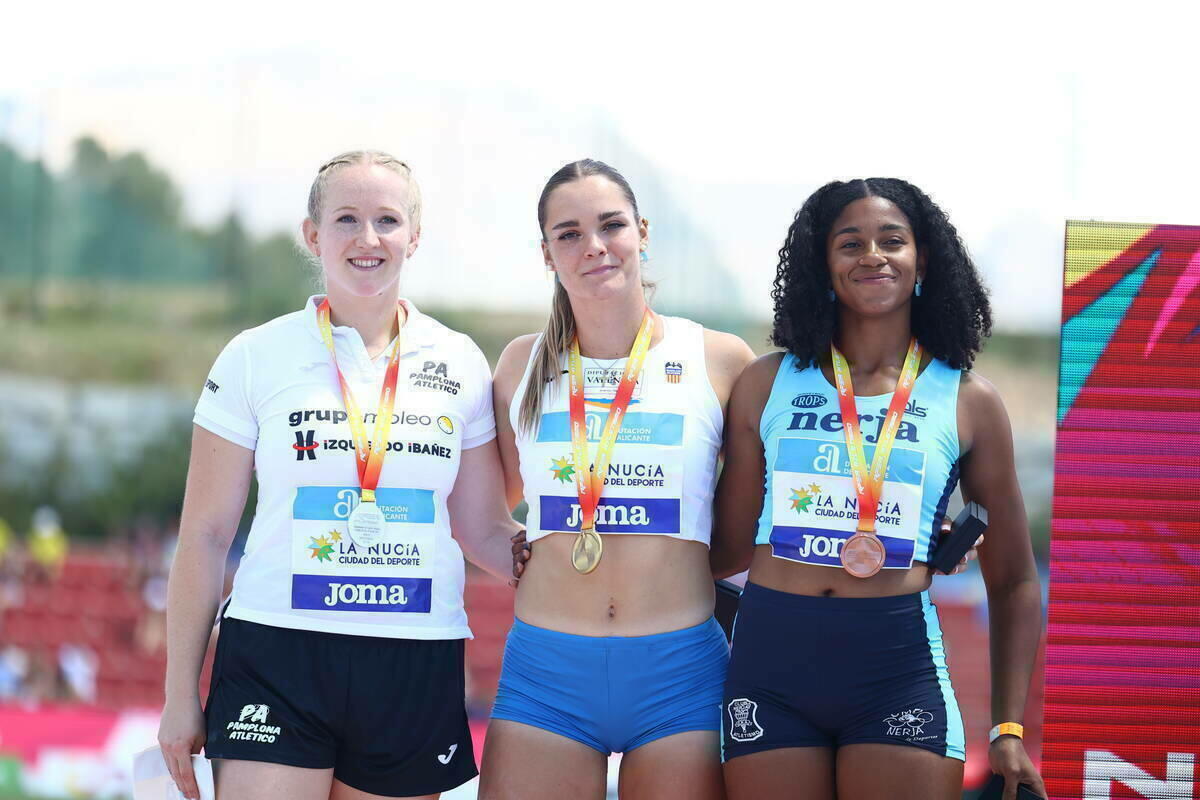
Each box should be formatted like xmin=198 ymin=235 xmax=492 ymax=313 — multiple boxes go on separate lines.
xmin=491 ymin=616 xmax=728 ymax=754
xmin=722 ymin=583 xmax=965 ymax=762
xmin=204 ymin=617 xmax=477 ymax=796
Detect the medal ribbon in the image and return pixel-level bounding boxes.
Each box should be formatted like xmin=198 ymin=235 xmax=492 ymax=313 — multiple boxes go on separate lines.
xmin=316 ymin=298 xmax=404 ymax=503
xmin=830 ymin=338 xmax=922 ymax=534
xmin=566 ymin=309 xmax=655 ymax=533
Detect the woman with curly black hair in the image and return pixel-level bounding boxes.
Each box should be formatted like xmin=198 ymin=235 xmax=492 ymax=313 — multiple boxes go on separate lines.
xmin=710 ymin=178 xmax=1045 ymax=800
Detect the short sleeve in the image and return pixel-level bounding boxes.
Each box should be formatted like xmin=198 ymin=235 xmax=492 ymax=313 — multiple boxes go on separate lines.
xmin=460 ymin=340 xmax=496 ymax=450
xmin=194 ymin=333 xmax=258 ymax=450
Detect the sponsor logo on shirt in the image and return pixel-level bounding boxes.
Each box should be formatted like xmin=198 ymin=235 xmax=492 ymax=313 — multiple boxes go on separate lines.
xmin=539 ymin=496 xmax=681 ymax=534
xmin=786 ymin=409 xmax=921 ymax=444
xmin=535 ymin=411 xmax=684 ymax=446
xmin=547 ymin=457 xmax=667 ymax=489
xmin=205 ymin=378 xmax=220 ymax=393
xmin=287 ymin=407 xmax=449 ymax=433
xmin=791 ymin=393 xmax=826 ymax=408
xmin=292 ymin=575 xmax=433 ymax=612
xmin=294 ymin=430 xmax=319 ymax=460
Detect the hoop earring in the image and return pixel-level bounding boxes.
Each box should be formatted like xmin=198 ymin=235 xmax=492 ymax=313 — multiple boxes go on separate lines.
xmin=914 ymin=280 xmax=923 ymax=297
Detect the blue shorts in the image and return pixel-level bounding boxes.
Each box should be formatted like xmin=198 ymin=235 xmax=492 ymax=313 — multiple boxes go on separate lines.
xmin=722 ymin=583 xmax=965 ymax=762
xmin=491 ymin=616 xmax=728 ymax=754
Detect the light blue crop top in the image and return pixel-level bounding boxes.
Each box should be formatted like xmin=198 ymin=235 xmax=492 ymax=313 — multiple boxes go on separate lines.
xmin=755 ymin=353 xmax=962 ymax=569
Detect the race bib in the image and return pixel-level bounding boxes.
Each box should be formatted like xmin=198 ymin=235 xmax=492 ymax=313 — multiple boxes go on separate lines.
xmin=767 ymin=437 xmax=926 ymax=568
xmin=290 ymin=486 xmax=436 ymax=612
xmin=535 ymin=410 xmax=684 ymax=535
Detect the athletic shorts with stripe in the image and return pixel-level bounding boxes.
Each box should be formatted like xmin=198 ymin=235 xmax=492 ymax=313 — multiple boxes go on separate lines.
xmin=721 ymin=582 xmax=965 ymax=762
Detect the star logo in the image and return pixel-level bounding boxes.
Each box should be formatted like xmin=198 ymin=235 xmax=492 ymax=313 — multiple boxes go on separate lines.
xmin=308 ymin=535 xmax=335 ymax=562
xmin=789 ymin=488 xmax=814 ymax=513
xmin=329 ymin=530 xmax=342 ymax=543
xmin=550 ymin=456 xmax=576 ymax=483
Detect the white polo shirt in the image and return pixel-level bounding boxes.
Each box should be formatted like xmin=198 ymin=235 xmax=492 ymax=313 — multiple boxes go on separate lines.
xmin=195 ymin=295 xmax=495 ymax=639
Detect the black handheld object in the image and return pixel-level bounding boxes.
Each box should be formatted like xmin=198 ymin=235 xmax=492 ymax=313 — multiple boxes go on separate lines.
xmin=714 ymin=579 xmax=741 ymax=642
xmin=977 ymin=773 xmax=1046 ymax=800
xmin=929 ymin=501 xmax=988 ymax=574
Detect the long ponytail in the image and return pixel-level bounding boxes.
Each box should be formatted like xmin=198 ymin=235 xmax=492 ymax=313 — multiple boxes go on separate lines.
xmin=518 ymin=279 xmax=576 ymax=434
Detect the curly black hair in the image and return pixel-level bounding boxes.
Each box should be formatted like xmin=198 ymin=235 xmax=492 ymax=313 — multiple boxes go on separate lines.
xmin=770 ymin=178 xmax=992 ymax=370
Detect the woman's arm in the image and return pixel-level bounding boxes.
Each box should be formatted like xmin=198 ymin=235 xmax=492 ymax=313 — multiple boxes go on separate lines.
xmin=159 ymin=426 xmax=253 ymax=800
xmin=957 ymin=372 xmax=1047 ymax=800
xmin=492 ymin=334 xmax=538 ymax=512
xmin=710 ymin=353 xmax=781 ymax=579
xmin=447 ymin=438 xmax=524 ymax=583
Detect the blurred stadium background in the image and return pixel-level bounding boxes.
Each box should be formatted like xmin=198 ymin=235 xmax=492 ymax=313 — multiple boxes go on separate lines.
xmin=0 ymin=131 xmax=1055 ymax=799
xmin=7 ymin=14 xmax=1195 ymax=793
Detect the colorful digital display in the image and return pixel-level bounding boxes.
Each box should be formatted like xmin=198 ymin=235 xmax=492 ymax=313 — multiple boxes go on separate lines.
xmin=1046 ymin=222 xmax=1200 ymax=799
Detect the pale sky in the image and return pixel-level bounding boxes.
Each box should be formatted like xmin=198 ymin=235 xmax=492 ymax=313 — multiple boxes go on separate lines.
xmin=3 ymin=0 xmax=1196 ymax=330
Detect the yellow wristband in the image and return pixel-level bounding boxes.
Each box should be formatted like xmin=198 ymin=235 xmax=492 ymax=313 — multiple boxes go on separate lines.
xmin=989 ymin=722 xmax=1024 ymax=743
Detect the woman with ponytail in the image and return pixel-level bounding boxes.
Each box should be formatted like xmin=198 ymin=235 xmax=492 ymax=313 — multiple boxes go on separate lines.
xmin=477 ymin=160 xmax=755 ymax=800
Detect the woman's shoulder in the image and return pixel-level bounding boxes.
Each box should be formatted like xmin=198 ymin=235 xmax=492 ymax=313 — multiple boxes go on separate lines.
xmin=700 ymin=327 xmax=757 ymax=382
xmin=956 ymin=370 xmax=1010 ymax=429
xmin=223 ymin=308 xmax=311 ymax=354
xmin=957 ymin=369 xmax=1002 ymax=404
xmin=732 ymin=351 xmax=788 ymax=402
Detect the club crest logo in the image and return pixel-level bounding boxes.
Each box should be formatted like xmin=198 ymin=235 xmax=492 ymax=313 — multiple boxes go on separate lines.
xmin=226 ymin=703 xmax=282 ymax=743
xmin=884 ymin=708 xmax=934 ymax=737
xmin=664 ymin=361 xmax=684 ymax=383
xmin=727 ymin=698 xmax=764 ymax=742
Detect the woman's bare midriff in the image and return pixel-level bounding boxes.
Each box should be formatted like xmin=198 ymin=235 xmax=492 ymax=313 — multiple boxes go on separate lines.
xmin=515 ymin=533 xmax=716 ymax=636
xmin=747 ymin=543 xmax=935 ymax=597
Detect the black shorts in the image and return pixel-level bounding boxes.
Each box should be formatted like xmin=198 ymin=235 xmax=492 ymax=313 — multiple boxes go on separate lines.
xmin=204 ymin=617 xmax=477 ymax=796
xmin=722 ymin=583 xmax=965 ymax=762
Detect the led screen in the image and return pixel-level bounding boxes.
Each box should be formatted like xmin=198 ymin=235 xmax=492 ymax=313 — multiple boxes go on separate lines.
xmin=1047 ymin=221 xmax=1200 ymax=799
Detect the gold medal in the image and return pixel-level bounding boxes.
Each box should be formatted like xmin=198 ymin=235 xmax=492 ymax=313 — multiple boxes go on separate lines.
xmin=564 ymin=310 xmax=656 ymax=575
xmin=571 ymin=527 xmax=603 ymax=574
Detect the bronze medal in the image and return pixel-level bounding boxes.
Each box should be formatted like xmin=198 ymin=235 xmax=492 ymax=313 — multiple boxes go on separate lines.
xmin=841 ymin=532 xmax=886 ymax=578
xmin=830 ymin=339 xmax=923 ymax=579
xmin=571 ymin=527 xmax=603 ymax=574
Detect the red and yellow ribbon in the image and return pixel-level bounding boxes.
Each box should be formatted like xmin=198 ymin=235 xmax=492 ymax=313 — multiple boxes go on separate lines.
xmin=566 ymin=309 xmax=656 ymax=533
xmin=830 ymin=338 xmax=922 ymax=534
xmin=315 ymin=298 xmax=404 ymax=503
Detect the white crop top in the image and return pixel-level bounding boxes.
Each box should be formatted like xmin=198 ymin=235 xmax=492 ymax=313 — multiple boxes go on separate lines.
xmin=510 ymin=315 xmax=722 ymax=546
xmin=194 ymin=295 xmax=495 ymax=640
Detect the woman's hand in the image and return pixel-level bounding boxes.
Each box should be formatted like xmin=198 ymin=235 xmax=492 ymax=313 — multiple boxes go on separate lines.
xmin=510 ymin=529 xmax=530 ymax=588
xmin=989 ymin=736 xmax=1047 ymax=799
xmin=937 ymin=517 xmax=984 ymax=575
xmin=157 ymin=697 xmax=207 ymax=800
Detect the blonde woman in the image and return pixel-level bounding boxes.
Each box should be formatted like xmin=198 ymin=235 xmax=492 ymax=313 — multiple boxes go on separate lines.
xmin=478 ymin=160 xmax=756 ymax=800
xmin=158 ymin=151 xmax=519 ymax=800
